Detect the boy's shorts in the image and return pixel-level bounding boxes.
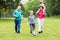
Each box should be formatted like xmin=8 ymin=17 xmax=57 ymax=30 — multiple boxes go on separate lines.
xmin=30 ymin=23 xmax=35 ymax=30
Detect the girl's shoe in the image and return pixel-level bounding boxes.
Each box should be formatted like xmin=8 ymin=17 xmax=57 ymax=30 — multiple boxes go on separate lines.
xmin=38 ymin=31 xmax=43 ymax=34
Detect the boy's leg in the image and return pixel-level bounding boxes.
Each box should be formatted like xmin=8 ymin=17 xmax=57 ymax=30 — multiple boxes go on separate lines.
xmin=32 ymin=24 xmax=36 ymax=36
xmin=30 ymin=24 xmax=33 ymax=33
xmin=32 ymin=24 xmax=35 ymax=31
xmin=32 ymin=24 xmax=35 ymax=33
xmin=31 ymin=24 xmax=35 ymax=33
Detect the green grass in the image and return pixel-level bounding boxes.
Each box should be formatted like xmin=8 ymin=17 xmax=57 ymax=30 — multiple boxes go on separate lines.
xmin=0 ymin=16 xmax=60 ymax=40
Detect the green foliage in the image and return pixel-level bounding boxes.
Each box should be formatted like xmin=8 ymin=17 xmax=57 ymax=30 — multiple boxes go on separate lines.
xmin=24 ymin=0 xmax=40 ymax=17
xmin=0 ymin=0 xmax=25 ymax=18
xmin=45 ymin=0 xmax=60 ymax=16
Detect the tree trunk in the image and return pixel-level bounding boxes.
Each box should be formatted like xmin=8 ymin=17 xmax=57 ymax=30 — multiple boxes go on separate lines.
xmin=0 ymin=11 xmax=1 ymax=18
xmin=16 ymin=0 xmax=20 ymax=6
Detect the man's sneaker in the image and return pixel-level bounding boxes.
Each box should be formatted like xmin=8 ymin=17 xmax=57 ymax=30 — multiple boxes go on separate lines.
xmin=17 ymin=31 xmax=20 ymax=33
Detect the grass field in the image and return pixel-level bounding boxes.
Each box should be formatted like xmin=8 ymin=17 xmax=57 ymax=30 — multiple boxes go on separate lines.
xmin=0 ymin=16 xmax=60 ymax=40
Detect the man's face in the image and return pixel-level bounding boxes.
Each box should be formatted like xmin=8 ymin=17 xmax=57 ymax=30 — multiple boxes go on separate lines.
xmin=17 ymin=6 xmax=21 ymax=11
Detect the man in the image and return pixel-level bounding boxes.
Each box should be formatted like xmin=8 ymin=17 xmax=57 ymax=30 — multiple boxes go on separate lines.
xmin=13 ymin=6 xmax=23 ymax=33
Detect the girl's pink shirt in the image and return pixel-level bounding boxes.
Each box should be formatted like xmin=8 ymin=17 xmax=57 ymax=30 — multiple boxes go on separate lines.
xmin=37 ymin=9 xmax=45 ymax=19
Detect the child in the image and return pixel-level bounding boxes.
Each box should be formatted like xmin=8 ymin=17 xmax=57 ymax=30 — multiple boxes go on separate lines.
xmin=40 ymin=2 xmax=46 ymax=10
xmin=28 ymin=11 xmax=36 ymax=36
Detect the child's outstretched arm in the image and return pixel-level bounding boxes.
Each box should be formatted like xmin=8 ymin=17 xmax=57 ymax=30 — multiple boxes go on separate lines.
xmin=26 ymin=17 xmax=30 ymax=27
xmin=34 ymin=16 xmax=38 ymax=24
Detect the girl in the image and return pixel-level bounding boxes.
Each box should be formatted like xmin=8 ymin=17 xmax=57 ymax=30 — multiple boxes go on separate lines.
xmin=36 ymin=6 xmax=46 ymax=34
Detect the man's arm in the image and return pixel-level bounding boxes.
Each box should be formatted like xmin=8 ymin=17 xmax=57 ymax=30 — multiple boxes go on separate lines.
xmin=13 ymin=14 xmax=18 ymax=17
xmin=27 ymin=17 xmax=30 ymax=25
xmin=13 ymin=11 xmax=18 ymax=18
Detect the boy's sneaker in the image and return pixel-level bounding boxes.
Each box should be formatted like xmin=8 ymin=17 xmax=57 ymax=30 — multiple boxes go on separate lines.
xmin=30 ymin=30 xmax=32 ymax=33
xmin=32 ymin=32 xmax=36 ymax=36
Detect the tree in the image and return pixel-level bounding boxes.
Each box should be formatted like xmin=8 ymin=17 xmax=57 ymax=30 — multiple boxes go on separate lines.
xmin=45 ymin=0 xmax=60 ymax=16
xmin=24 ymin=0 xmax=40 ymax=17
xmin=0 ymin=0 xmax=25 ymax=18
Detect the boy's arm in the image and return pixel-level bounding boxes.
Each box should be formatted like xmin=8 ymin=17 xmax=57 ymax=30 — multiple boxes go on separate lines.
xmin=27 ymin=17 xmax=30 ymax=25
xmin=34 ymin=16 xmax=37 ymax=23
xmin=34 ymin=15 xmax=38 ymax=24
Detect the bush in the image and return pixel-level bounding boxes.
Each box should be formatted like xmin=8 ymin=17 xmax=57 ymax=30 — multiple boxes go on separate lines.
xmin=24 ymin=0 xmax=40 ymax=17
xmin=45 ymin=0 xmax=60 ymax=16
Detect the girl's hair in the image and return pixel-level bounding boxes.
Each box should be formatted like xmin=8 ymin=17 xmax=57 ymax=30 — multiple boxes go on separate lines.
xmin=39 ymin=6 xmax=44 ymax=9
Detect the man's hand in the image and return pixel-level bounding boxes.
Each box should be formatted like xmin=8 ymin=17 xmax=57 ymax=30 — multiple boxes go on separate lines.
xmin=13 ymin=15 xmax=18 ymax=18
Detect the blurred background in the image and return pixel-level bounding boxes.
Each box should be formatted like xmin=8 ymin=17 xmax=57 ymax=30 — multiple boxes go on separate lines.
xmin=0 ymin=0 xmax=60 ymax=18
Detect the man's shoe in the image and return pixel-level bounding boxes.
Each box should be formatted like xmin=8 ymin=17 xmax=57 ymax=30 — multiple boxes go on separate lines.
xmin=17 ymin=31 xmax=20 ymax=33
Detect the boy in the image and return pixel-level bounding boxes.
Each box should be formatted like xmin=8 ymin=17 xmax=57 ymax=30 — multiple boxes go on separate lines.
xmin=28 ymin=11 xmax=36 ymax=36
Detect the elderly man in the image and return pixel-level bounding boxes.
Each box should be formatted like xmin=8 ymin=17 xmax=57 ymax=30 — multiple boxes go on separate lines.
xmin=13 ymin=6 xmax=23 ymax=33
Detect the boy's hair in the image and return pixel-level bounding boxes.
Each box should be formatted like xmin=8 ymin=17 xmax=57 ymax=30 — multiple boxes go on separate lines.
xmin=40 ymin=6 xmax=44 ymax=9
xmin=30 ymin=10 xmax=33 ymax=13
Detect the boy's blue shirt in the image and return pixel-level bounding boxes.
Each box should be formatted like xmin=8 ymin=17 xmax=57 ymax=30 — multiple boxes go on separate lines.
xmin=13 ymin=9 xmax=23 ymax=20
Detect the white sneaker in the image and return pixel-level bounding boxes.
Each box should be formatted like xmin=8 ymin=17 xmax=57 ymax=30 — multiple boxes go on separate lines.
xmin=32 ymin=32 xmax=36 ymax=36
xmin=34 ymin=32 xmax=36 ymax=36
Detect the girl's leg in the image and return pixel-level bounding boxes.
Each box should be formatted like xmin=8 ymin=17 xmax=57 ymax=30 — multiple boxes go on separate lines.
xmin=41 ymin=18 xmax=44 ymax=31
xmin=38 ymin=18 xmax=41 ymax=32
